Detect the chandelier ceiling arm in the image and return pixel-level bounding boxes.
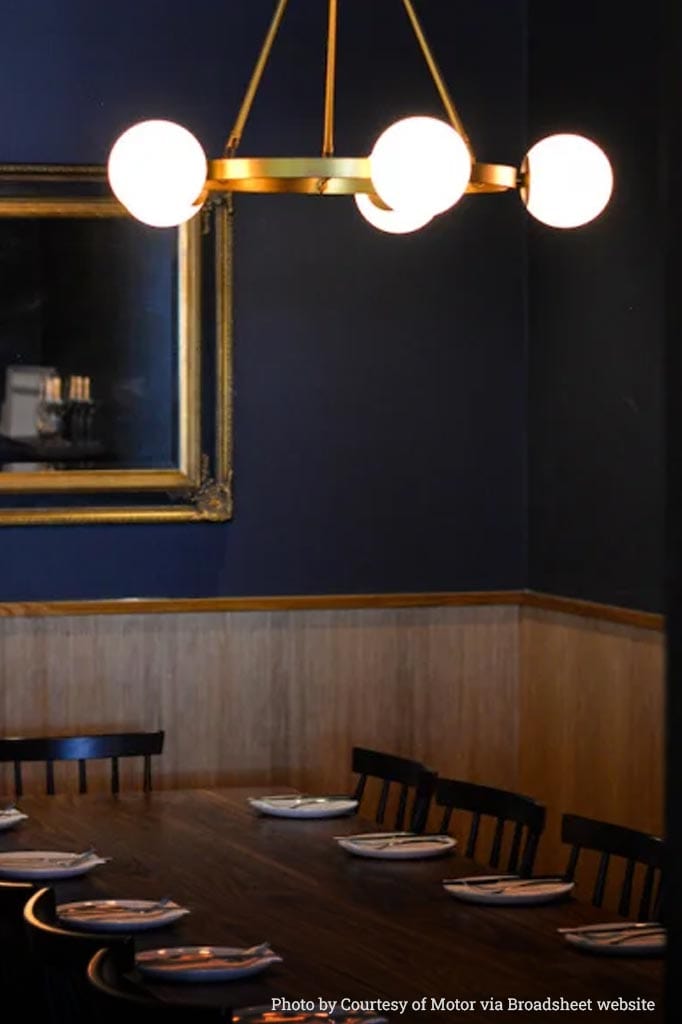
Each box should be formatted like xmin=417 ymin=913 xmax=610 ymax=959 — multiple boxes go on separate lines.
xmin=322 ymin=0 xmax=339 ymax=157
xmin=223 ymin=0 xmax=291 ymax=157
xmin=399 ymin=0 xmax=474 ymax=160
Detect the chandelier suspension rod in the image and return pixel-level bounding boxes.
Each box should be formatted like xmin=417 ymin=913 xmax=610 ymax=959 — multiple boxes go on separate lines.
xmin=322 ymin=0 xmax=339 ymax=157
xmin=223 ymin=0 xmax=291 ymax=156
xmin=400 ymin=0 xmax=474 ymax=158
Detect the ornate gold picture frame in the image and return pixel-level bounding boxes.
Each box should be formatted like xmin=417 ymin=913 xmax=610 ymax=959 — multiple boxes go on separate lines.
xmin=0 ymin=166 xmax=233 ymax=525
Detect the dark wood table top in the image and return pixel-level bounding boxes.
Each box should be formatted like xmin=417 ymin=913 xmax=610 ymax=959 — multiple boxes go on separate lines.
xmin=1 ymin=788 xmax=663 ymax=1022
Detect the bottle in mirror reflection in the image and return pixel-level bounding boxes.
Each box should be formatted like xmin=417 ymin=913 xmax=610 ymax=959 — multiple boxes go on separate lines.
xmin=35 ymin=374 xmax=65 ymax=441
xmin=64 ymin=375 xmax=96 ymax=446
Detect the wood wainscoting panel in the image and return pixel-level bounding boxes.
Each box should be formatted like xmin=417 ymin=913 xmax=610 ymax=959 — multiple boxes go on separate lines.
xmin=519 ymin=607 xmax=665 ymax=882
xmin=0 ymin=605 xmax=520 ymax=798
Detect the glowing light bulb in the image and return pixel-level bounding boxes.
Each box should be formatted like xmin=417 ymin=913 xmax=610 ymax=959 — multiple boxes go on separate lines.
xmin=522 ymin=133 xmax=613 ymax=229
xmin=108 ymin=119 xmax=207 ymax=227
xmin=354 ymin=192 xmax=432 ymax=233
xmin=370 ymin=116 xmax=471 ymax=218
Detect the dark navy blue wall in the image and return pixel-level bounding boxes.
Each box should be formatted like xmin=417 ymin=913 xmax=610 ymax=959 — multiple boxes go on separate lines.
xmin=0 ymin=0 xmax=527 ymax=600
xmin=527 ymin=1 xmax=664 ymax=612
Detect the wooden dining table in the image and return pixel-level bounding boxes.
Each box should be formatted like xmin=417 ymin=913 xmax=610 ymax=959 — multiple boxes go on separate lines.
xmin=0 ymin=787 xmax=663 ymax=1022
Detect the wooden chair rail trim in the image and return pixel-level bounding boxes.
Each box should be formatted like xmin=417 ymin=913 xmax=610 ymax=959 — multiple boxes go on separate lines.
xmin=0 ymin=589 xmax=664 ymax=631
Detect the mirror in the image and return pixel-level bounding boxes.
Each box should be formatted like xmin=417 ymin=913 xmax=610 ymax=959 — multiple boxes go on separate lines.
xmin=0 ymin=165 xmax=233 ymax=524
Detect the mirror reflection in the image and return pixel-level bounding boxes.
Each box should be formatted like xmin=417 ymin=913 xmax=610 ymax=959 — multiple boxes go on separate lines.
xmin=0 ymin=215 xmax=179 ymax=472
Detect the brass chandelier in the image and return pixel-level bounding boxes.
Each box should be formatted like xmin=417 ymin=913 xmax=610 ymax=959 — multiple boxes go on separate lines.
xmin=108 ymin=0 xmax=613 ymax=233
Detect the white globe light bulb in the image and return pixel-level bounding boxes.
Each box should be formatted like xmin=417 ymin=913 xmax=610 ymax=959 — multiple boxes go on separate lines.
xmin=523 ymin=133 xmax=613 ymax=229
xmin=370 ymin=116 xmax=471 ymax=219
xmin=354 ymin=192 xmax=432 ymax=234
xmin=108 ymin=119 xmax=207 ymax=228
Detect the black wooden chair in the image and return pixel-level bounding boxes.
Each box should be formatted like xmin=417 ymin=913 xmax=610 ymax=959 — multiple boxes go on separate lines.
xmin=561 ymin=813 xmax=664 ymax=920
xmin=434 ymin=777 xmax=546 ymax=876
xmin=351 ymin=746 xmax=437 ymax=833
xmin=0 ymin=880 xmax=48 ymax=1014
xmin=24 ymin=886 xmax=134 ymax=1024
xmin=88 ymin=946 xmax=232 ymax=1023
xmin=0 ymin=730 xmax=164 ymax=796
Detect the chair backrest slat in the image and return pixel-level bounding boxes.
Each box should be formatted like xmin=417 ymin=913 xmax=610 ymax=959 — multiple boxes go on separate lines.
xmin=508 ymin=821 xmax=524 ymax=874
xmin=435 ymin=778 xmax=546 ymax=877
xmin=396 ymin=784 xmax=409 ymax=831
xmin=439 ymin=807 xmax=453 ymax=834
xmin=489 ymin=817 xmax=505 ymax=868
xmin=565 ymin=844 xmax=581 ymax=881
xmin=640 ymin=865 xmax=656 ymax=920
xmin=353 ymin=774 xmax=368 ymax=804
xmin=0 ymin=732 xmax=164 ymax=797
xmin=466 ymin=811 xmax=481 ymax=860
xmin=619 ymin=859 xmax=636 ymax=916
xmin=376 ymin=780 xmax=390 ymax=824
xmin=593 ymin=851 xmax=610 ymax=906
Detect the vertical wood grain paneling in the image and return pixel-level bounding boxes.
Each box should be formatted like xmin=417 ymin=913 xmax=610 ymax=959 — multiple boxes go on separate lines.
xmin=519 ymin=607 xmax=665 ymax=880
xmin=0 ymin=605 xmax=520 ymax=797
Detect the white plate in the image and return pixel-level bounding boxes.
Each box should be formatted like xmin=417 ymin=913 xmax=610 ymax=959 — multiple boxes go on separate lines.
xmin=248 ymin=796 xmax=358 ymax=819
xmin=0 ymin=809 xmax=28 ymax=832
xmin=135 ymin=945 xmax=282 ymax=982
xmin=444 ymin=875 xmax=574 ymax=905
xmin=336 ymin=833 xmax=457 ymax=860
xmin=562 ymin=922 xmax=666 ymax=956
xmin=0 ymin=850 xmax=109 ymax=880
xmin=56 ymin=899 xmax=190 ymax=932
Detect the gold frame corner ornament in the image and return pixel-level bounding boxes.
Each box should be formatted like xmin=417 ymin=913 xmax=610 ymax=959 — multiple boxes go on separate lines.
xmin=0 ymin=167 xmax=234 ymax=525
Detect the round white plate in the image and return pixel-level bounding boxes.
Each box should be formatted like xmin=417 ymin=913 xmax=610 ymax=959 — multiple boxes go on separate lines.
xmin=57 ymin=899 xmax=190 ymax=932
xmin=135 ymin=945 xmax=282 ymax=982
xmin=0 ymin=850 xmax=109 ymax=880
xmin=337 ymin=833 xmax=457 ymax=860
xmin=563 ymin=924 xmax=665 ymax=956
xmin=248 ymin=796 xmax=358 ymax=819
xmin=444 ymin=877 xmax=574 ymax=906
xmin=0 ymin=809 xmax=28 ymax=832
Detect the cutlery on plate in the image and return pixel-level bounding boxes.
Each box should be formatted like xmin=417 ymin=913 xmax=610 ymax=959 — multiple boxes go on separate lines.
xmin=600 ymin=926 xmax=666 ymax=946
xmin=557 ymin=921 xmax=664 ymax=935
xmin=7 ymin=848 xmax=102 ymax=867
xmin=346 ymin=835 xmax=452 ymax=849
xmin=442 ymin=874 xmax=519 ymax=885
xmin=59 ymin=897 xmax=177 ymax=917
xmin=138 ymin=942 xmax=275 ymax=966
xmin=457 ymin=876 xmax=566 ymax=892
